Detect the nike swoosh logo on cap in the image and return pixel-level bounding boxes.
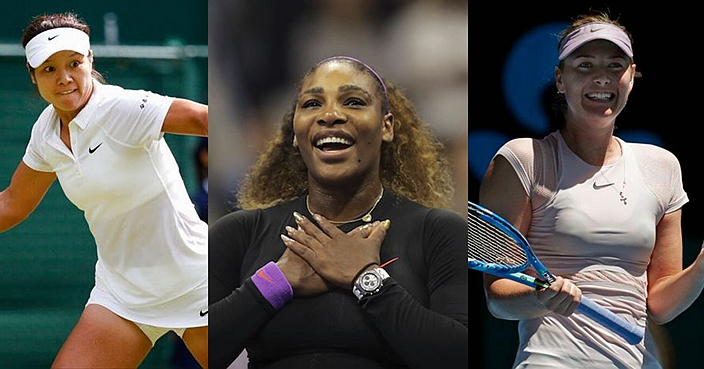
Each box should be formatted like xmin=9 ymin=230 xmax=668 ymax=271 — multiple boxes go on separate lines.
xmin=593 ymin=182 xmax=614 ymax=190
xmin=48 ymin=35 xmax=59 ymax=40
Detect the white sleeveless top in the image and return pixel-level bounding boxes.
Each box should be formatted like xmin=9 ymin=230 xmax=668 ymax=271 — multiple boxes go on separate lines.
xmin=496 ymin=130 xmax=687 ymax=368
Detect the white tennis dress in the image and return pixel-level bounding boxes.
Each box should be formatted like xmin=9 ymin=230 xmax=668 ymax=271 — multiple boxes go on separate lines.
xmin=495 ymin=130 xmax=687 ymax=369
xmin=23 ymin=80 xmax=208 ymax=328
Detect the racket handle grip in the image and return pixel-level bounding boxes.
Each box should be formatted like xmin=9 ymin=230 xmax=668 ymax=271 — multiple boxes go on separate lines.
xmin=577 ymin=297 xmax=645 ymax=345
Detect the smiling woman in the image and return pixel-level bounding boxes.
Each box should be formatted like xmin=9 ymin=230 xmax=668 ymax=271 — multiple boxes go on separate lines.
xmin=478 ymin=11 xmax=704 ymax=369
xmin=209 ymin=55 xmax=468 ymax=369
xmin=234 ymin=56 xmax=453 ymax=211
xmin=0 ymin=11 xmax=209 ymax=368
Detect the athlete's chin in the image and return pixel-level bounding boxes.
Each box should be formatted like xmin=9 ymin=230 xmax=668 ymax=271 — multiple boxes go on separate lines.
xmin=52 ymin=99 xmax=87 ymax=115
xmin=54 ymin=104 xmax=79 ymax=113
xmin=312 ymin=169 xmax=361 ymax=186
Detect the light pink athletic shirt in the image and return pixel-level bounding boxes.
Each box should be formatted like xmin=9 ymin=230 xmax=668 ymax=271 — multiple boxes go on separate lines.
xmin=496 ymin=130 xmax=687 ymax=368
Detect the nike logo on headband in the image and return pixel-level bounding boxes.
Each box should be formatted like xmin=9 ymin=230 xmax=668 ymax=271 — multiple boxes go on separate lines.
xmin=48 ymin=35 xmax=59 ymax=41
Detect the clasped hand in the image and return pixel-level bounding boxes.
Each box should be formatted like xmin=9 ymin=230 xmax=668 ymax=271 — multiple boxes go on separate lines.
xmin=536 ymin=276 xmax=582 ymax=317
xmin=277 ymin=212 xmax=390 ymax=296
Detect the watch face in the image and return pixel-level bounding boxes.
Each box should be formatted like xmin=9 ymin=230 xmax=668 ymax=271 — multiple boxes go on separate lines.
xmin=360 ymin=272 xmax=381 ymax=292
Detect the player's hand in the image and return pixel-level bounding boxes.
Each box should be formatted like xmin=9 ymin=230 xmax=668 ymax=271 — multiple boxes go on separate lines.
xmin=276 ymin=246 xmax=333 ymax=297
xmin=281 ymin=212 xmax=390 ymax=289
xmin=347 ymin=222 xmax=376 ymax=239
xmin=276 ymin=221 xmax=380 ymax=296
xmin=535 ymin=276 xmax=582 ymax=316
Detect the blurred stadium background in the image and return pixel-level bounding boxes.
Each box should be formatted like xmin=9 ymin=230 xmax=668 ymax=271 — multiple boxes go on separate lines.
xmin=208 ymin=0 xmax=468 ymax=367
xmin=0 ymin=2 xmax=205 ymax=368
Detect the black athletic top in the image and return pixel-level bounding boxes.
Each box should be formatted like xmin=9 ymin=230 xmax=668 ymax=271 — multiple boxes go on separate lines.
xmin=209 ymin=190 xmax=468 ymax=369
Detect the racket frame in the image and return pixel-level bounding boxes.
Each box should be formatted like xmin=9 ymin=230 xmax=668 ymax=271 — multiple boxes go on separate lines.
xmin=468 ymin=201 xmax=645 ymax=345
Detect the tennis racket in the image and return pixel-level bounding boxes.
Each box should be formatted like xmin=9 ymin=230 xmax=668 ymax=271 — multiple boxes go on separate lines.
xmin=468 ymin=201 xmax=644 ymax=345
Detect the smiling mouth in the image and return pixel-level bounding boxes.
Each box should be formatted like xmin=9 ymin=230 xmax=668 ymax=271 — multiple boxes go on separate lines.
xmin=586 ymin=92 xmax=614 ymax=101
xmin=314 ymin=136 xmax=354 ymax=152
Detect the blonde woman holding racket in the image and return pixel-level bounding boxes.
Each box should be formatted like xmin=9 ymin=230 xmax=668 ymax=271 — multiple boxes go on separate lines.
xmin=480 ymin=10 xmax=704 ymax=368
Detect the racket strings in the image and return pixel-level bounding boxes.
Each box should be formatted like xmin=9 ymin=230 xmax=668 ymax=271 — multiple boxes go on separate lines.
xmin=468 ymin=211 xmax=527 ymax=268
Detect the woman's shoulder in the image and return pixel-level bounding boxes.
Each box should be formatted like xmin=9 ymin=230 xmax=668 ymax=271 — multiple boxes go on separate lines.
xmin=426 ymin=206 xmax=465 ymax=227
xmin=93 ymin=81 xmax=172 ymax=106
xmin=32 ymin=104 xmax=59 ymax=127
xmin=498 ymin=131 xmax=560 ymax=159
xmin=91 ymin=81 xmax=124 ymax=97
xmin=626 ymin=140 xmax=681 ymax=166
xmin=212 ymin=207 xmax=258 ymax=224
xmin=500 ymin=136 xmax=534 ymax=152
xmin=625 ymin=140 xmax=686 ymax=189
xmin=211 ymin=197 xmax=301 ymax=227
xmin=387 ymin=195 xmax=464 ymax=254
xmin=389 ymin=193 xmax=463 ymax=225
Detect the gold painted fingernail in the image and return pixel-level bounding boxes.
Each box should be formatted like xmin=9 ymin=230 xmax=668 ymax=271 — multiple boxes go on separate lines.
xmin=382 ymin=219 xmax=391 ymax=230
xmin=293 ymin=212 xmax=304 ymax=222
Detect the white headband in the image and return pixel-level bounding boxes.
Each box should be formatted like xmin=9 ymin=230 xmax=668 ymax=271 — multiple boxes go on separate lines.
xmin=558 ymin=23 xmax=633 ymax=61
xmin=25 ymin=27 xmax=90 ymax=68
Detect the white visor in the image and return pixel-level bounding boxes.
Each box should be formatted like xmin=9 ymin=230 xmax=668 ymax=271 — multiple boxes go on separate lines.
xmin=25 ymin=27 xmax=90 ymax=68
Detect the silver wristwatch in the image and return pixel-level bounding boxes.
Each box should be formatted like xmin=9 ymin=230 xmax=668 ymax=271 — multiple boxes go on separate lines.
xmin=352 ymin=267 xmax=390 ymax=300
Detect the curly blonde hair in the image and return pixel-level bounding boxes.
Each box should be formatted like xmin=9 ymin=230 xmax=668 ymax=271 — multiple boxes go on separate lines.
xmin=236 ymin=58 xmax=454 ymax=210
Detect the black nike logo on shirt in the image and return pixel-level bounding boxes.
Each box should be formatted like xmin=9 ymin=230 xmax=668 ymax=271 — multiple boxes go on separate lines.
xmin=592 ymin=182 xmax=614 ymax=190
xmin=199 ymin=308 xmax=208 ymax=317
xmin=88 ymin=143 xmax=103 ymax=154
xmin=48 ymin=35 xmax=59 ymax=40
